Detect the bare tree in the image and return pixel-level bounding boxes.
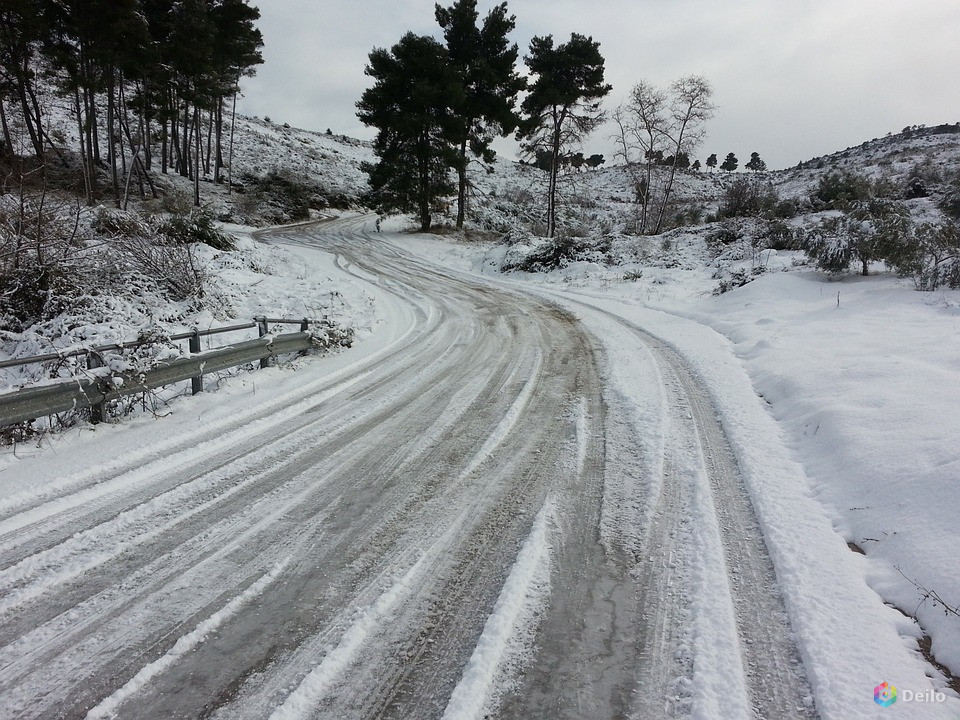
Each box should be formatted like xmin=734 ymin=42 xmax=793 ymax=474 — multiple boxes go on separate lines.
xmin=653 ymin=75 xmax=715 ymax=233
xmin=613 ymin=80 xmax=668 ymax=234
xmin=615 ymin=75 xmax=715 ymax=234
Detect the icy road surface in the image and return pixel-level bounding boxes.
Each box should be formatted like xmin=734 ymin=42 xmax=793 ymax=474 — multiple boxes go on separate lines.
xmin=0 ymin=216 xmax=821 ymax=719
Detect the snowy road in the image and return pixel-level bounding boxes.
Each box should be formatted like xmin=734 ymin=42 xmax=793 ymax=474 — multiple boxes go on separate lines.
xmin=0 ymin=216 xmax=817 ymax=719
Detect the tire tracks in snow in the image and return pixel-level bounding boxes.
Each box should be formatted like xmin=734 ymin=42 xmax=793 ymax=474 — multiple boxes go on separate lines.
xmin=542 ymin=295 xmax=818 ymax=719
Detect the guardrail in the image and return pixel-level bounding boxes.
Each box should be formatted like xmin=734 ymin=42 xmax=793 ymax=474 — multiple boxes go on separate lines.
xmin=0 ymin=316 xmax=339 ymax=428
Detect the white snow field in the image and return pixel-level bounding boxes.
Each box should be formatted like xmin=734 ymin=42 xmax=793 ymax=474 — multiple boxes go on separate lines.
xmin=0 ymin=214 xmax=957 ymax=719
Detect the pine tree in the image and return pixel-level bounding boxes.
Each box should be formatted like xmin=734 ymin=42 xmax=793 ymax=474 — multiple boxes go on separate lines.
xmin=209 ymin=0 xmax=263 ymax=184
xmin=706 ymin=153 xmax=717 ymax=171
xmin=357 ymin=33 xmax=459 ymax=231
xmin=435 ymin=0 xmax=524 ymax=228
xmin=720 ymin=152 xmax=738 ymax=172
xmin=746 ymin=151 xmax=766 ymax=172
xmin=586 ymin=153 xmax=605 ymax=169
xmin=0 ymin=0 xmax=47 ymax=162
xmin=519 ymin=33 xmax=611 ymax=238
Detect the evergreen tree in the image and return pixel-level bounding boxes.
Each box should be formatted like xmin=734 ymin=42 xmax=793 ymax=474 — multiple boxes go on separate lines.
xmin=802 ymin=198 xmax=911 ymax=276
xmin=357 ymin=33 xmax=459 ymax=231
xmin=746 ymin=151 xmax=766 ymax=172
xmin=720 ymin=152 xmax=738 ymax=171
xmin=518 ymin=33 xmax=611 ymax=238
xmin=586 ymin=153 xmax=605 ymax=169
xmin=2 ymin=0 xmax=262 ymax=208
xmin=0 ymin=0 xmax=46 ymax=162
xmin=209 ymin=0 xmax=263 ymax=184
xmin=706 ymin=153 xmax=717 ymax=171
xmin=435 ymin=0 xmax=524 ymax=228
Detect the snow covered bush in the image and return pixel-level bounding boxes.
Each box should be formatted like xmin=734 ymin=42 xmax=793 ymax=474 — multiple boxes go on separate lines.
xmin=889 ymin=221 xmax=960 ymax=290
xmin=937 ymin=172 xmax=960 ymax=221
xmin=811 ymin=170 xmax=875 ymax=210
xmin=0 ymin=191 xmax=93 ymax=331
xmin=92 ymin=209 xmax=206 ymax=302
xmin=237 ymin=169 xmax=310 ymax=223
xmin=501 ymin=235 xmax=611 ymax=272
xmin=714 ymin=176 xmax=784 ymax=219
xmin=799 ymin=198 xmax=911 ymax=276
xmin=308 ymin=319 xmax=355 ymax=349
xmin=154 ymin=210 xmax=235 ymax=251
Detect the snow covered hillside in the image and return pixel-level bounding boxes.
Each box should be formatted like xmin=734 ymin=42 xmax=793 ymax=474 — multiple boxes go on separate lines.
xmin=0 ymin=109 xmax=376 ymax=418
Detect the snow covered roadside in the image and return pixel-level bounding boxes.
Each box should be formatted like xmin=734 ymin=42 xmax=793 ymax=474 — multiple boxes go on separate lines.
xmin=398 ymin=232 xmax=960 ymax=718
xmin=0 ymin=220 xmax=396 ymax=503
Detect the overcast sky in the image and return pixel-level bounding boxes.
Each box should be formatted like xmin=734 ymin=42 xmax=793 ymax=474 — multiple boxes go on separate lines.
xmin=237 ymin=0 xmax=960 ymax=170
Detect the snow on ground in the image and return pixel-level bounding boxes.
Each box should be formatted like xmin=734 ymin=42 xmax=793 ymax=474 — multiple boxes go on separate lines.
xmin=442 ymin=499 xmax=555 ymax=720
xmin=0 ymin=217 xmax=383 ymax=483
xmin=3 ymin=108 xmax=959 ymax=715
xmin=0 ymin=218 xmax=378 ymax=389
xmin=398 ymin=226 xmax=960 ymax=717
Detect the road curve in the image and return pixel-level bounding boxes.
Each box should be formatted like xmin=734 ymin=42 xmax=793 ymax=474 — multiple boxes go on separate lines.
xmin=0 ymin=216 xmax=815 ymax=719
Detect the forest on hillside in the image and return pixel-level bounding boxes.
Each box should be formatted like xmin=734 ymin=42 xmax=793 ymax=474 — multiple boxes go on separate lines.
xmin=0 ymin=0 xmax=263 ymax=207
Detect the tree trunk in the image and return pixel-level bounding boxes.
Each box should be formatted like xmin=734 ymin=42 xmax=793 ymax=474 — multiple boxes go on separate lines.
xmin=214 ymin=99 xmax=223 ymax=183
xmin=82 ymin=85 xmax=96 ymax=175
xmin=204 ymin=108 xmax=213 ymax=175
xmin=227 ymin=78 xmax=239 ymax=193
xmin=15 ymin=62 xmax=43 ymax=162
xmin=140 ymin=79 xmax=152 ymax=171
xmin=161 ymin=118 xmax=168 ymax=174
xmin=118 ymin=89 xmax=152 ymax=203
xmin=107 ymin=76 xmax=120 ymax=208
xmin=170 ymin=102 xmax=181 ymax=175
xmin=194 ymin=105 xmax=201 ymax=206
xmin=85 ymin=60 xmax=100 ymax=166
xmin=455 ymin=138 xmax=467 ymax=229
xmin=181 ymin=100 xmax=191 ymax=178
xmin=547 ymin=121 xmax=562 ymax=239
xmin=417 ymin=135 xmax=431 ymax=231
xmin=0 ymin=97 xmax=15 ymax=158
xmin=654 ymin=124 xmax=688 ymax=235
xmin=73 ymin=88 xmax=93 ymax=205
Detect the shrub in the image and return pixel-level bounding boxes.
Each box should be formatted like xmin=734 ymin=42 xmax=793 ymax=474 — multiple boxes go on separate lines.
xmin=502 ymin=235 xmax=611 ymax=272
xmin=113 ymin=232 xmax=206 ymax=301
xmin=756 ymin=219 xmax=801 ymax=251
xmin=937 ymin=173 xmax=960 ymax=221
xmin=92 ymin=208 xmax=208 ymax=301
xmin=0 ymin=192 xmax=90 ymax=329
xmin=888 ymin=221 xmax=960 ymax=290
xmin=706 ymin=222 xmax=742 ymax=248
xmin=155 ymin=210 xmax=235 ymax=250
xmin=811 ymin=170 xmax=874 ymax=210
xmin=799 ymin=198 xmax=911 ymax=276
xmin=716 ymin=176 xmax=783 ymax=219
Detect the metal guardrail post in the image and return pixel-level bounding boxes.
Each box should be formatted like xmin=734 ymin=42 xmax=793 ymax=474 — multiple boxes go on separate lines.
xmin=189 ymin=328 xmax=202 ymax=395
xmin=87 ymin=352 xmax=104 ymax=424
xmin=300 ymin=318 xmax=309 ymax=331
xmin=256 ymin=316 xmax=270 ymax=369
